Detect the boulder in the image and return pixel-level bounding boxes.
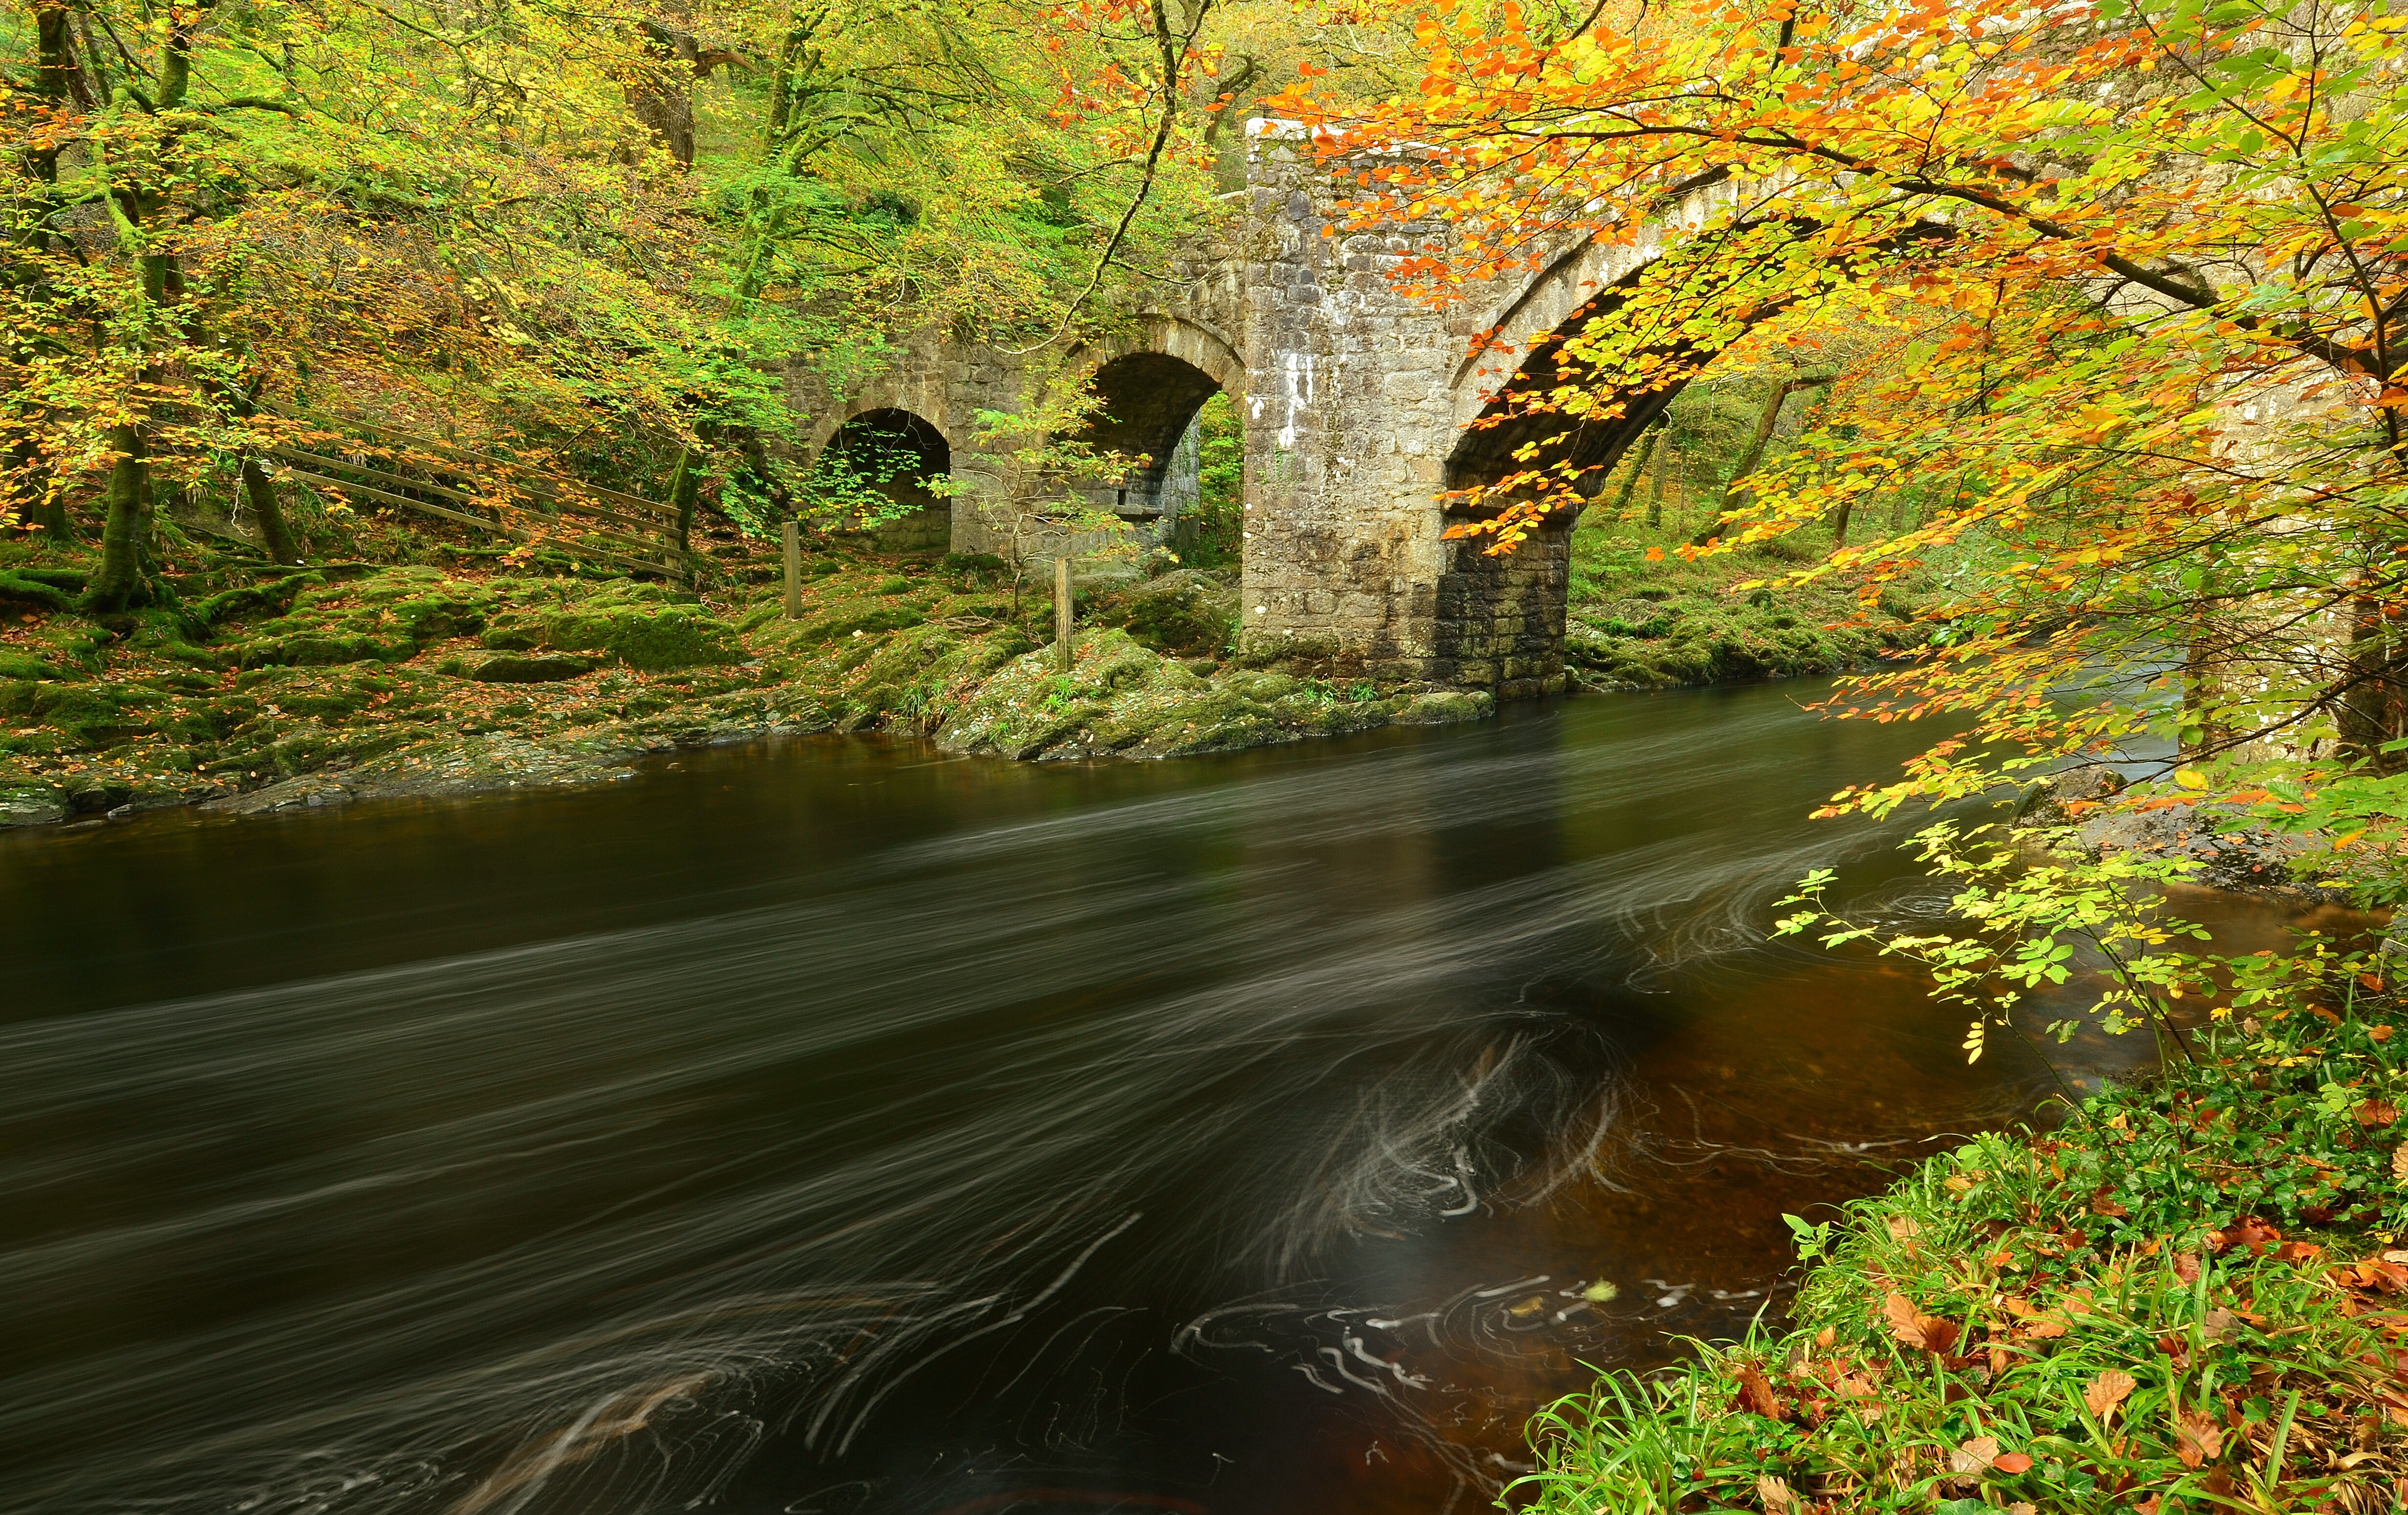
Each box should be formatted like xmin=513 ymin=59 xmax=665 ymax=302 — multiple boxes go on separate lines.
xmin=468 ymin=654 xmax=594 ymax=683
xmin=0 ymin=782 xmax=68 ymax=827
xmin=1394 ymin=691 xmax=1494 ymax=725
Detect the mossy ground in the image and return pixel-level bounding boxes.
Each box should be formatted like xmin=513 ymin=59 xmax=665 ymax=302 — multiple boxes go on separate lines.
xmin=1566 ymin=511 xmax=1932 ymax=690
xmin=1516 ymin=995 xmax=2408 ymax=1515
xmin=0 ymin=526 xmax=1478 ymax=823
xmin=0 ymin=497 xmax=1931 ymax=826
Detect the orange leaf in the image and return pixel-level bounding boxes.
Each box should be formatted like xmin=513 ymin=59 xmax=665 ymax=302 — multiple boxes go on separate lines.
xmin=2208 ymin=1216 xmax=2281 ymax=1254
xmin=1881 ymin=1292 xmax=1959 ymax=1353
xmin=2176 ymin=1409 xmax=2224 ymax=1469
xmin=1734 ymin=1362 xmax=1789 ymax=1421
xmin=2085 ymin=1367 xmax=2136 ymax=1420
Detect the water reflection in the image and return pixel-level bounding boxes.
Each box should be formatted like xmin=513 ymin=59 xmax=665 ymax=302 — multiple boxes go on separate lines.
xmin=0 ymin=684 xmax=2317 ymax=1515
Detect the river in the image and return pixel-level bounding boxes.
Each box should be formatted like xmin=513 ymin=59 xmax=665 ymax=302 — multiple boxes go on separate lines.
xmin=0 ymin=680 xmax=2309 ymax=1515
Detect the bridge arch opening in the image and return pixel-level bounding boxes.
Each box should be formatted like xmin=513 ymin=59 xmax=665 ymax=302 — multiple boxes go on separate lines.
xmin=1071 ymin=351 xmax=1232 ymax=553
xmin=812 ymin=408 xmax=952 ymax=555
xmin=1436 ymin=267 xmax=1707 ymax=697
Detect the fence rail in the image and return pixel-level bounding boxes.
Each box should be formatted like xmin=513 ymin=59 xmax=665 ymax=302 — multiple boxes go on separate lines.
xmin=259 ymin=407 xmax=689 ymax=577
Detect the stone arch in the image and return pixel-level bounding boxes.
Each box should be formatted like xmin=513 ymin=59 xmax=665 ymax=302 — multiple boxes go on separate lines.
xmin=1063 ymin=328 xmax=1242 ymax=545
xmin=811 ymin=407 xmax=954 ymax=555
xmin=1427 ymin=181 xmax=1776 ymax=693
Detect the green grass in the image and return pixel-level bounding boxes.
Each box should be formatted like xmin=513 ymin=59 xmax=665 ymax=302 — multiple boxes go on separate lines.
xmin=1516 ymin=1000 xmax=2408 ymax=1513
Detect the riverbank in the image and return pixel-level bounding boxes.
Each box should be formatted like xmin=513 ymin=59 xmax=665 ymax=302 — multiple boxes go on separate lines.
xmin=0 ymin=511 xmax=1921 ymax=828
xmin=1514 ymin=991 xmax=2408 ymax=1513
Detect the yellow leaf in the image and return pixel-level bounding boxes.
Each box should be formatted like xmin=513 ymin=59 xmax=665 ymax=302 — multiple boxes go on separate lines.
xmin=2173 ymin=769 xmax=2208 ymax=790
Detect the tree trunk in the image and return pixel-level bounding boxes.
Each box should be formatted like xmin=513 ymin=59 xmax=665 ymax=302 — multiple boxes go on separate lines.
xmin=83 ymin=422 xmax=151 ymax=612
xmin=2340 ymin=587 xmax=2407 ymax=772
xmin=6 ymin=435 xmax=71 ymax=541
xmin=668 ymin=445 xmax=702 ymax=551
xmin=1614 ymin=426 xmax=1661 ymax=526
xmin=1701 ymin=374 xmax=1834 ymax=546
xmin=240 ymin=454 xmax=301 ymax=565
xmin=1828 ymin=497 xmax=1852 ymax=546
xmin=2182 ymin=614 xmax=2230 ymax=760
xmin=629 ymin=21 xmax=701 ymax=166
xmin=1651 ymin=434 xmax=1672 ymax=525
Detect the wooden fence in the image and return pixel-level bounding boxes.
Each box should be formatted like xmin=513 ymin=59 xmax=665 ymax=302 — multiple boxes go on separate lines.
xmin=262 ymin=409 xmax=690 ymax=577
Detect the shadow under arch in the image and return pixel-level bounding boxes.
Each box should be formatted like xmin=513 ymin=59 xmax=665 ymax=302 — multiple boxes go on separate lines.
xmin=811 ymin=408 xmax=953 ymax=554
xmin=1069 ymin=350 xmax=1231 ymax=543
xmin=1429 ymin=258 xmax=1701 ymax=698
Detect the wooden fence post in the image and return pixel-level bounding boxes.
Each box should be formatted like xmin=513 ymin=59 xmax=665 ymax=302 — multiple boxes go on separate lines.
xmin=783 ymin=519 xmax=802 ymax=618
xmin=1054 ymin=553 xmax=1074 ymax=671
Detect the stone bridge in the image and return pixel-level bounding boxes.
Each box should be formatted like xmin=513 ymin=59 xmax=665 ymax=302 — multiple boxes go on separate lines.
xmin=796 ymin=124 xmax=1735 ymax=698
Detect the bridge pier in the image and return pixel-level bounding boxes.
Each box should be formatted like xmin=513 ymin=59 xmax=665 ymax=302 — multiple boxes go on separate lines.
xmin=1238 ymin=125 xmax=1462 ymax=685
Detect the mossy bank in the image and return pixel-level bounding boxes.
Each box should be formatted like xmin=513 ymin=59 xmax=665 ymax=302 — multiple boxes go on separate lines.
xmin=0 ymin=541 xmax=1491 ymax=828
xmin=0 ymin=510 xmax=1928 ymax=830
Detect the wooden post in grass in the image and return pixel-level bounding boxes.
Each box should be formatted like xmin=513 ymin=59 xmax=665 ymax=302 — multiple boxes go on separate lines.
xmin=782 ymin=518 xmax=802 ymax=618
xmin=1054 ymin=553 xmax=1074 ymax=671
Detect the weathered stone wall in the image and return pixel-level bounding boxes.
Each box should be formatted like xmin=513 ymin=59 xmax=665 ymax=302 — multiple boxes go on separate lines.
xmin=1235 ymin=125 xmax=1457 ymax=680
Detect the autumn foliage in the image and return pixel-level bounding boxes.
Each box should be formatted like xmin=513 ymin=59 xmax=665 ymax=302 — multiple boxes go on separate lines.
xmin=1289 ymin=0 xmax=2408 ymax=897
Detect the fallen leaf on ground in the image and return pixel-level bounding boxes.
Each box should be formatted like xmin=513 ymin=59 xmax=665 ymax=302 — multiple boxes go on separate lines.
xmin=1882 ymin=1293 xmax=1960 ymax=1353
xmin=2085 ymin=1367 xmax=2137 ymax=1419
xmin=1992 ymin=1452 xmax=2035 ymax=1474
xmin=1755 ymin=1473 xmax=1795 ymax=1512
xmin=1734 ymin=1363 xmax=1788 ymax=1422
xmin=2177 ymin=1410 xmax=2225 ymax=1468
xmin=2360 ymin=1100 xmax=2401 ymax=1127
xmin=2337 ymin=1256 xmax=2408 ymax=1294
xmin=2209 ymin=1216 xmax=2281 ymax=1254
xmin=1949 ymin=1436 xmax=2000 ymax=1474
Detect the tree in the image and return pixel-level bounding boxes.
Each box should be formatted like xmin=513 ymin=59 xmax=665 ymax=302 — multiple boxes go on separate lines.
xmin=1291 ymin=0 xmax=2408 ymax=902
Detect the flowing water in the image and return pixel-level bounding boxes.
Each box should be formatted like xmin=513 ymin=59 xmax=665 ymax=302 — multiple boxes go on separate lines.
xmin=0 ymin=682 xmax=2319 ymax=1515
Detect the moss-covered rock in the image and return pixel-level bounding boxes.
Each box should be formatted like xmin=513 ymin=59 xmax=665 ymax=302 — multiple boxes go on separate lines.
xmin=462 ymin=653 xmax=595 ymax=683
xmin=230 ymin=630 xmax=418 ymax=668
xmin=935 ymin=629 xmax=1419 ymax=760
xmin=0 ymin=780 xmax=68 ymax=827
xmin=1091 ymin=569 xmax=1237 ymax=657
xmin=1394 ymin=690 xmax=1494 ymax=725
xmin=473 ymin=583 xmax=743 ymax=672
xmin=0 ymin=680 xmax=167 ymax=748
